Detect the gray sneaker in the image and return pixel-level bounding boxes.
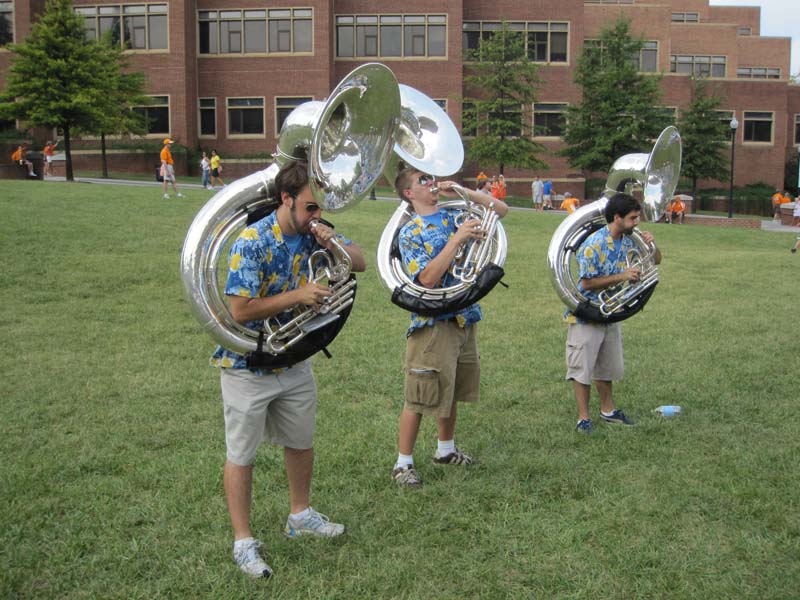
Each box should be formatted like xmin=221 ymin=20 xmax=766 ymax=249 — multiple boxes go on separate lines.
xmin=432 ymin=448 xmax=474 ymax=465
xmin=284 ymin=507 xmax=345 ymax=538
xmin=392 ymin=465 xmax=422 ymax=487
xmin=233 ymin=538 xmax=272 ymax=579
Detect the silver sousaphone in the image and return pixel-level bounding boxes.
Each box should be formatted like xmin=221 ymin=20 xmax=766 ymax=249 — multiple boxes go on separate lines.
xmin=180 ymin=63 xmax=400 ymax=366
xmin=546 ymin=126 xmax=682 ymax=323
xmin=376 ymin=84 xmax=508 ymax=315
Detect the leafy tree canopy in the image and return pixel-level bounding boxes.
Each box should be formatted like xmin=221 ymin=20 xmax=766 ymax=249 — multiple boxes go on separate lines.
xmin=0 ymin=0 xmax=148 ymax=180
xmin=462 ymin=21 xmax=547 ymax=175
xmin=561 ymin=18 xmax=665 ymax=174
xmin=677 ymin=78 xmax=730 ymax=195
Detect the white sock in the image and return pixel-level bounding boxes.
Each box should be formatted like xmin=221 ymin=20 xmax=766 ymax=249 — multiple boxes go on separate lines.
xmin=289 ymin=507 xmax=310 ymax=521
xmin=436 ymin=439 xmax=455 ymax=458
xmin=601 ymin=409 xmax=616 ymax=417
xmin=395 ymin=453 xmax=414 ymax=469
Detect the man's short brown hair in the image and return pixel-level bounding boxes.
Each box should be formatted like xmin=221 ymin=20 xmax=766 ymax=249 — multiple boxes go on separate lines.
xmin=274 ymin=160 xmax=309 ymax=199
xmin=395 ymin=166 xmax=419 ymax=203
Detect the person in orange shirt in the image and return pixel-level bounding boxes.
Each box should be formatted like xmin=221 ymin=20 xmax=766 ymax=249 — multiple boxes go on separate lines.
xmin=497 ymin=174 xmax=507 ymax=200
xmin=560 ymin=192 xmax=579 ymax=214
xmin=476 ymin=171 xmax=487 ymax=186
xmin=772 ymin=188 xmax=788 ymax=221
xmin=43 ymin=140 xmax=58 ymax=178
xmin=490 ymin=175 xmax=500 ymax=199
xmin=160 ymin=138 xmax=184 ymax=199
xmin=665 ymin=196 xmax=685 ymax=224
xmin=11 ymin=145 xmax=36 ymax=177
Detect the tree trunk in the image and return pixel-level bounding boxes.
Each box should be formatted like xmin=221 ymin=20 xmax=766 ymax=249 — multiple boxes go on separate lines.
xmin=101 ymin=132 xmax=108 ymax=179
xmin=64 ymin=127 xmax=73 ymax=182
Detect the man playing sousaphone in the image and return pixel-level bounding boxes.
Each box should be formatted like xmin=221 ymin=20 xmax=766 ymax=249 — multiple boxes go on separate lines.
xmin=210 ymin=159 xmax=365 ymax=578
xmin=566 ymin=193 xmax=661 ymax=433
xmin=390 ymin=167 xmax=508 ymax=487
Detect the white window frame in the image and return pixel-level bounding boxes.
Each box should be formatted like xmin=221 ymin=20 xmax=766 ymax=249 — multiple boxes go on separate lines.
xmin=226 ymin=96 xmax=266 ymax=139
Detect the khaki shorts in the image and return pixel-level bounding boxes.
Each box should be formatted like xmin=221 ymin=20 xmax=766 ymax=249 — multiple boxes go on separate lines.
xmin=565 ymin=322 xmax=624 ymax=385
xmin=404 ymin=320 xmax=480 ymax=417
xmin=220 ymin=360 xmax=317 ymax=465
xmin=162 ymin=163 xmax=175 ymax=182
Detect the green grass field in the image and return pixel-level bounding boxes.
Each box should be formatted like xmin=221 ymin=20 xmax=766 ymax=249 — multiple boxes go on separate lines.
xmin=1 ymin=180 xmax=798 ymax=599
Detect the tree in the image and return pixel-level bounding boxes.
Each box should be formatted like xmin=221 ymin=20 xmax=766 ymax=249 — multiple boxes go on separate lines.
xmin=0 ymin=0 xmax=132 ymax=181
xmin=561 ymin=18 xmax=665 ymax=177
xmin=92 ymin=39 xmax=149 ymax=178
xmin=462 ymin=21 xmax=547 ymax=176
xmin=676 ymin=78 xmax=730 ymax=208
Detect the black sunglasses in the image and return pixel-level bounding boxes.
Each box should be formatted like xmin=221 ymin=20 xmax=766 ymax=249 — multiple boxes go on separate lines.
xmin=418 ymin=175 xmax=436 ymax=186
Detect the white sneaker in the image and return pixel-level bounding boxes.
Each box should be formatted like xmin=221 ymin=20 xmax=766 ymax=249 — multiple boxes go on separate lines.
xmin=163 ymin=193 xmax=170 ymax=199
xmin=284 ymin=507 xmax=345 ymax=538
xmin=233 ymin=538 xmax=273 ymax=579
xmin=177 ymin=192 xmax=185 ymax=198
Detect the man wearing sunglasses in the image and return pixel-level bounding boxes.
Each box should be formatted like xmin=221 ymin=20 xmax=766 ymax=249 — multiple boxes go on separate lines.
xmin=390 ymin=168 xmax=508 ymax=488
xmin=210 ymin=160 xmax=366 ymax=578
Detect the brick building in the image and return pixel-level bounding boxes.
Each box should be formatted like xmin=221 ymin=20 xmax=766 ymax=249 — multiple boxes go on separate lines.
xmin=1 ymin=0 xmax=798 ymax=196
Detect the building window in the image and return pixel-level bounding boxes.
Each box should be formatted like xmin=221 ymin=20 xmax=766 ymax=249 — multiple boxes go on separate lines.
xmin=133 ymin=96 xmax=169 ymax=135
xmin=336 ymin=14 xmax=446 ymax=59
xmin=737 ymin=27 xmax=752 ymax=36
xmin=464 ymin=21 xmax=568 ymax=63
xmin=795 ymin=114 xmax=800 ymax=145
xmin=715 ymin=110 xmax=735 ymax=133
xmin=737 ymin=67 xmax=780 ymax=79
xmin=670 ymin=55 xmax=726 ymax=78
xmin=77 ymin=4 xmax=167 ymax=50
xmin=671 ymin=12 xmax=699 ymax=23
xmin=199 ymin=8 xmax=312 ymax=55
xmin=587 ymin=39 xmax=658 ymax=73
xmin=0 ymin=1 xmax=13 ymax=46
xmin=742 ymin=111 xmax=773 ymax=143
xmin=533 ymin=103 xmax=567 ymax=137
xmin=275 ymin=97 xmax=312 ymax=136
xmin=433 ymin=99 xmax=447 ymax=112
xmin=199 ymin=98 xmax=216 ymax=137
xmin=227 ymin=98 xmax=264 ymax=136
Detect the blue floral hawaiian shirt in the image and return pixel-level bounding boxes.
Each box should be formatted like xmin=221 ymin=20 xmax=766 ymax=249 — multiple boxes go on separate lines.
xmin=210 ymin=211 xmax=352 ymax=371
xmin=399 ymin=207 xmax=482 ymax=336
xmin=565 ymin=224 xmax=635 ymax=324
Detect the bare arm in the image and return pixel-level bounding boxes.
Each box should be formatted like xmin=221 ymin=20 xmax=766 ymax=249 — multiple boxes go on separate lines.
xmin=228 ymin=284 xmax=331 ymax=323
xmin=438 ymin=181 xmax=509 ymax=218
xmin=416 ymin=219 xmax=483 ymax=288
xmin=312 ymin=223 xmax=367 ymax=272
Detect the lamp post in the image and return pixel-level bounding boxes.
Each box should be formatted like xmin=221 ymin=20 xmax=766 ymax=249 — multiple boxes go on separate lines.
xmin=728 ymin=117 xmax=738 ymax=219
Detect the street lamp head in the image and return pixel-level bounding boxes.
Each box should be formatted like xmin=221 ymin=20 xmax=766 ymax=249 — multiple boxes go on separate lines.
xmin=730 ymin=117 xmax=739 ymax=130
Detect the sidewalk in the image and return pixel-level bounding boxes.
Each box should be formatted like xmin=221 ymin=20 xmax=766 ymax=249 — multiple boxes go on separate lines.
xmin=761 ymin=220 xmax=800 ymax=233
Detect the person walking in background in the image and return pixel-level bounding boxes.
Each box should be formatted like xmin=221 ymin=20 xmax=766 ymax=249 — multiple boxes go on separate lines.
xmin=791 ymin=236 xmax=800 ymax=253
xmin=564 ymin=193 xmax=661 ymax=434
xmin=389 ymin=167 xmax=508 ymax=488
xmin=532 ymin=176 xmax=544 ymax=210
xmin=160 ymin=138 xmax=184 ymax=199
xmin=211 ymin=159 xmax=366 ymax=578
xmin=792 ymin=195 xmax=800 ymax=228
xmin=11 ymin=145 xmax=36 ymax=178
xmin=210 ymin=149 xmax=226 ymax=189
xmin=543 ymin=179 xmax=554 ymax=210
xmin=200 ymin=151 xmax=212 ymax=190
xmin=43 ymin=140 xmax=58 ymax=178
